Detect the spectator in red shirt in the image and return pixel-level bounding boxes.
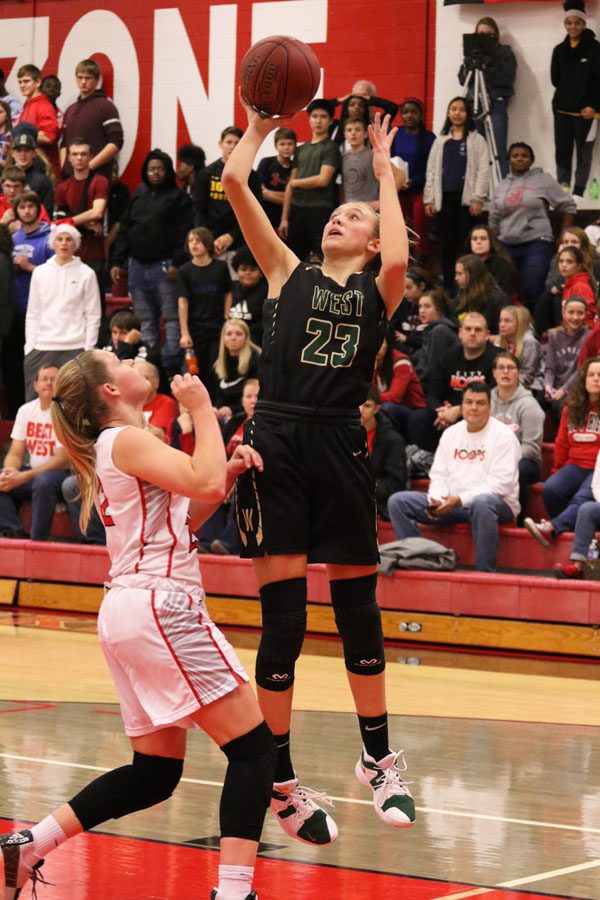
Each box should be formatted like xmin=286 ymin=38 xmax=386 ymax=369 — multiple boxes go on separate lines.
xmin=136 ymin=360 xmax=178 ymax=443
xmin=360 ymin=385 xmax=407 ymax=519
xmin=373 ymin=333 xmax=425 ymax=440
xmin=54 ymin=138 xmax=109 ymax=311
xmin=16 ymin=64 xmax=59 ymax=170
xmin=525 ymin=357 xmax=600 ymax=545
xmin=557 ymin=245 xmax=597 ymax=327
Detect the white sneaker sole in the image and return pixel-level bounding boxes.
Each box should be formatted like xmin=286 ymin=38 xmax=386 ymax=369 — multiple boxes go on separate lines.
xmin=524 ymin=518 xmax=551 ymax=547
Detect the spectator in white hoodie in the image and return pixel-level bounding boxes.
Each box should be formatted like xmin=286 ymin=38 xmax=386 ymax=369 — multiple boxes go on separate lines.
xmin=388 ymin=382 xmax=521 ymax=571
xmin=24 ymin=219 xmax=101 ymax=399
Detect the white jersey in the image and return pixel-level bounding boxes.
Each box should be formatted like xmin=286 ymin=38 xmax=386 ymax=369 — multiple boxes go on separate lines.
xmin=95 ymin=426 xmax=201 ymax=588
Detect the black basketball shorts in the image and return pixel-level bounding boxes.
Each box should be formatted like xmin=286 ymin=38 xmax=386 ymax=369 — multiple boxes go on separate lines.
xmin=234 ymin=403 xmax=379 ymax=566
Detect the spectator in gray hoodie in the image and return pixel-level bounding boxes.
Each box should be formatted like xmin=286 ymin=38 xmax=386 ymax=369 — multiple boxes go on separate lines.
xmin=491 ymin=351 xmax=545 ymax=523
xmin=544 ymin=295 xmax=590 ymax=425
xmin=488 ymin=142 xmax=576 ymax=309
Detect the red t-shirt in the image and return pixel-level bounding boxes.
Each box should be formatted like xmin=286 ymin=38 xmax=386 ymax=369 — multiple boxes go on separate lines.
xmin=144 ymin=393 xmax=178 ymax=445
xmin=553 ymin=404 xmax=600 ymax=471
xmin=54 ymin=173 xmax=109 ymax=262
xmin=366 ymin=425 xmax=376 ymax=456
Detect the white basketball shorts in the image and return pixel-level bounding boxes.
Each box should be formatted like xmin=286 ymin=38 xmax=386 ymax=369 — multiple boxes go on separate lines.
xmin=98 ymin=582 xmax=248 ymax=736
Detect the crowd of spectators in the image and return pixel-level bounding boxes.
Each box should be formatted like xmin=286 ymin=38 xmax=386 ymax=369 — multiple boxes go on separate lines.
xmin=2 ymin=2 xmax=600 ymax=580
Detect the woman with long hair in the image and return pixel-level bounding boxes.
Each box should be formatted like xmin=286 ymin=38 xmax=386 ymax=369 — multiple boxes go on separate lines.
xmin=373 ymin=332 xmax=425 ymax=439
xmin=535 ymin=225 xmax=600 ymax=334
xmin=454 ymin=253 xmax=509 ymax=333
xmin=213 ymin=319 xmax=260 ymax=422
xmin=414 ymin=287 xmax=459 ymax=398
xmin=0 ymin=99 xmax=12 ymax=167
xmin=221 ymin=103 xmax=415 ymax=842
xmin=424 ymin=96 xmax=489 ymax=292
xmin=544 ymin=296 xmax=590 ymax=424
xmin=494 ymin=305 xmax=544 ymax=393
xmin=526 ymin=357 xmax=600 ymax=547
xmin=468 ymin=224 xmax=519 ymax=299
xmin=0 ymin=354 xmax=275 ymax=900
xmin=389 ymin=265 xmax=433 ymax=356
xmin=556 ymin=245 xmax=597 ymax=326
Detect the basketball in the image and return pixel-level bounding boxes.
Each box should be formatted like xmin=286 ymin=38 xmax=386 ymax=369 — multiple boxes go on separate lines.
xmin=240 ymin=35 xmax=321 ymax=117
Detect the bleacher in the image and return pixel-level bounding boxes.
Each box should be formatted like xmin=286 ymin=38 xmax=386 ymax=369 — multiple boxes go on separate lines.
xmin=1 ymin=425 xmax=598 ymax=658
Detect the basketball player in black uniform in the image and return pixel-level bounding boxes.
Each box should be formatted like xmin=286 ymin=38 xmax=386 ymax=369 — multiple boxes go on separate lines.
xmin=222 ymin=97 xmax=415 ymax=843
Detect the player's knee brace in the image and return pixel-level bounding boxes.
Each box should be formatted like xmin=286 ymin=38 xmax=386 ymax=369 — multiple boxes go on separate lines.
xmin=220 ymin=721 xmax=277 ymax=841
xmin=255 ymin=578 xmax=307 ymax=692
xmin=69 ymin=752 xmax=184 ymax=831
xmin=330 ymin=574 xmax=385 ymax=676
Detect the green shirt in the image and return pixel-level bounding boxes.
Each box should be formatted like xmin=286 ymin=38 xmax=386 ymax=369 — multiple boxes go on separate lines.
xmin=292 ymin=138 xmax=341 ymax=209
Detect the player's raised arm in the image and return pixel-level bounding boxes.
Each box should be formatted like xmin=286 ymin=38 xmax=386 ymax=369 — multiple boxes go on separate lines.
xmin=221 ymin=93 xmax=298 ymax=289
xmin=371 ymin=113 xmax=409 ymax=319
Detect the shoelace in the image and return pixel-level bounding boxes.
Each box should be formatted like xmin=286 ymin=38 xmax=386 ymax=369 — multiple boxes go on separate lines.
xmin=29 ymin=859 xmax=52 ymax=900
xmin=370 ymin=752 xmax=413 ymax=799
xmin=289 ymin=785 xmax=335 ymax=823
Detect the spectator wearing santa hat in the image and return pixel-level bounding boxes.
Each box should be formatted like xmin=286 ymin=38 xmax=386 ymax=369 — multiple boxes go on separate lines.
xmin=23 ymin=219 xmax=101 ymax=399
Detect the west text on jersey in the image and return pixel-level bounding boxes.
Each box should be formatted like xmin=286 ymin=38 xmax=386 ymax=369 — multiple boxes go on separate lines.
xmin=311 ymin=286 xmax=364 ymax=318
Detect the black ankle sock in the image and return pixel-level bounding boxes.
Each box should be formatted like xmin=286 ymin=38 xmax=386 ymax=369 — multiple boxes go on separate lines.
xmin=273 ymin=731 xmax=295 ymax=784
xmin=358 ymin=713 xmax=391 ymax=763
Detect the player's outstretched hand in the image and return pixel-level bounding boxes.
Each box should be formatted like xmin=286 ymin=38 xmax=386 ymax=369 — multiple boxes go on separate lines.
xmin=171 ymin=373 xmax=212 ymax=412
xmin=227 ymin=444 xmax=264 ymax=478
xmin=369 ymin=112 xmax=398 ymax=181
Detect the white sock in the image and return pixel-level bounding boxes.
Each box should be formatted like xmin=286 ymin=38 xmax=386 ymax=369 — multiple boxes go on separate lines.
xmin=217 ymin=864 xmax=254 ymax=900
xmin=26 ymin=816 xmax=67 ymax=863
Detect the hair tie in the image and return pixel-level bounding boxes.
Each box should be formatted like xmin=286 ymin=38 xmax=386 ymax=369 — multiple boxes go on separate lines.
xmin=52 ymin=395 xmax=62 ymax=403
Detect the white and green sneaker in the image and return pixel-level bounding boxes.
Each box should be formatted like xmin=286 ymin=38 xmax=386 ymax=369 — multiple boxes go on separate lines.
xmin=355 ymin=750 xmax=416 ymax=827
xmin=270 ymin=778 xmax=338 ymax=845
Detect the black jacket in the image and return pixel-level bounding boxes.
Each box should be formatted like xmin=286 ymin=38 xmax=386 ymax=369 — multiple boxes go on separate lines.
xmin=551 ymin=28 xmax=600 ymax=112
xmin=111 ymin=149 xmax=192 ymax=267
xmin=370 ymin=413 xmax=407 ymax=518
xmin=193 ymin=158 xmax=263 ymax=250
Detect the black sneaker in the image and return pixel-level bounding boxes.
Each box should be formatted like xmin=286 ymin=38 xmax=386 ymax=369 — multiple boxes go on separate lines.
xmin=0 ymin=829 xmax=47 ymax=899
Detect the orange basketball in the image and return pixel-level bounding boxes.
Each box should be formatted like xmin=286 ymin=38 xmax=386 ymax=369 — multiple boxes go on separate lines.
xmin=240 ymin=35 xmax=321 ymax=117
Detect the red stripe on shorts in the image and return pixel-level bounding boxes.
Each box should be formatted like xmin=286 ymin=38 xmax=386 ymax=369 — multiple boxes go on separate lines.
xmin=151 ymin=589 xmax=204 ymax=708
xmin=164 ymin=499 xmax=177 ymax=578
xmin=194 ymin=596 xmax=239 ymax=677
xmin=134 ymin=478 xmax=148 ymax=574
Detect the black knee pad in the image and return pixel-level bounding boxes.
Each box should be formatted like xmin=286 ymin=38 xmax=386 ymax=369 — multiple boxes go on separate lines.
xmin=220 ymin=721 xmax=277 ymax=841
xmin=69 ymin=752 xmax=184 ymax=831
xmin=255 ymin=578 xmax=307 ymax=692
xmin=330 ymin=574 xmax=385 ymax=675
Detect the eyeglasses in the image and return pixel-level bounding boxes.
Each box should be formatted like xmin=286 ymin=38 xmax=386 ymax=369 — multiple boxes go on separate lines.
xmin=495 ymin=365 xmax=518 ymax=372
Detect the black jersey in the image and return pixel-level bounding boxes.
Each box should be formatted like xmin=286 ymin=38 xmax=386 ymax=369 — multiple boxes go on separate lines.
xmin=260 ymin=263 xmax=387 ymax=410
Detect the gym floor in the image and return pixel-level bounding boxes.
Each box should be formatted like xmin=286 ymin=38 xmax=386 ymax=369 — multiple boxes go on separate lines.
xmin=1 ymin=607 xmax=599 ymax=899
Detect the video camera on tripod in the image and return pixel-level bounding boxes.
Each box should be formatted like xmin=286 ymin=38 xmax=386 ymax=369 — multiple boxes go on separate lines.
xmin=462 ymin=32 xmax=497 ymax=69
xmin=461 ymin=32 xmax=502 ymax=189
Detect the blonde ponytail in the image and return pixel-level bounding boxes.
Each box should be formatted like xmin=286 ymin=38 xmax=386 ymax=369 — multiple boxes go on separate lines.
xmin=51 ymin=352 xmax=110 ymax=532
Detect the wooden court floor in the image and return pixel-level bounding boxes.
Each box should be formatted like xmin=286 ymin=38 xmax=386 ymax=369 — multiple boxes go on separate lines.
xmin=1 ymin=607 xmax=600 ymax=899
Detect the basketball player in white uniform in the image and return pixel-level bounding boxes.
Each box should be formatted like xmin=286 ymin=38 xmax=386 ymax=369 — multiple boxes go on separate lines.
xmin=0 ymin=351 xmax=274 ymax=900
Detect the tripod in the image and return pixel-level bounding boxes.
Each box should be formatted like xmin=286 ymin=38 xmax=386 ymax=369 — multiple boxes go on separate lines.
xmin=462 ymin=64 xmax=502 ymax=192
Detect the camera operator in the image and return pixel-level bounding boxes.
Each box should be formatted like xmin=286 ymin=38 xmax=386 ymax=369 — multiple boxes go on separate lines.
xmin=458 ymin=17 xmax=517 ymax=177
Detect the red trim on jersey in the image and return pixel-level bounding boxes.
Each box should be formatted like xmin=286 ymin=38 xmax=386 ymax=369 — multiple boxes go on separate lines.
xmin=194 ymin=596 xmax=239 ymax=678
xmin=134 ymin=478 xmax=148 ymax=574
xmin=164 ymin=500 xmax=177 ymax=578
xmin=151 ymin=590 xmax=204 ymax=708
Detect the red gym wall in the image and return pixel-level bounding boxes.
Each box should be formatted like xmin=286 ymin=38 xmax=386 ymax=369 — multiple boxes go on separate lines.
xmin=1 ymin=0 xmax=436 ymax=186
